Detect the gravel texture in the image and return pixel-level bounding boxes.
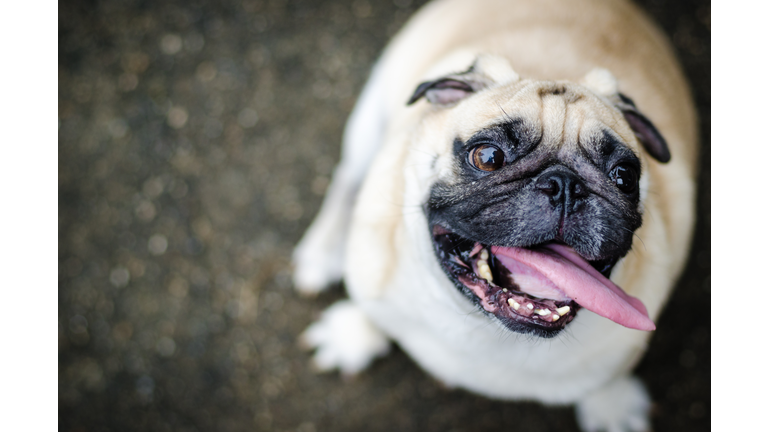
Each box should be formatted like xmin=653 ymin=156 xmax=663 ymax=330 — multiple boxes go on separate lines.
xmin=58 ymin=0 xmax=710 ymax=430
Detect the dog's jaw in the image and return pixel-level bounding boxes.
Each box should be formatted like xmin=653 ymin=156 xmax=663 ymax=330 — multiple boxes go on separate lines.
xmin=431 ymin=225 xmax=579 ymax=337
xmin=430 ymin=223 xmax=655 ymax=336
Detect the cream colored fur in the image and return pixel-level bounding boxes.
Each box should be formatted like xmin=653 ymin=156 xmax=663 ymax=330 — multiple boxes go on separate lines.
xmin=294 ymin=0 xmax=696 ymax=431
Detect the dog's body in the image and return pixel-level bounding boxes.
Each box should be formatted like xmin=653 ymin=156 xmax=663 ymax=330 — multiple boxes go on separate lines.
xmin=294 ymin=0 xmax=697 ymax=430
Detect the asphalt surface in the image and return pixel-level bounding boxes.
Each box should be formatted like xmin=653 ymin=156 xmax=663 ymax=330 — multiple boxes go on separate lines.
xmin=58 ymin=0 xmax=710 ymax=431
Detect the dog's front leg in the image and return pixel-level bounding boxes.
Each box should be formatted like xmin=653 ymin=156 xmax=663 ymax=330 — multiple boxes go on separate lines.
xmin=575 ymin=375 xmax=652 ymax=432
xmin=291 ymin=166 xmax=360 ymax=295
xmin=292 ymin=64 xmax=388 ymax=295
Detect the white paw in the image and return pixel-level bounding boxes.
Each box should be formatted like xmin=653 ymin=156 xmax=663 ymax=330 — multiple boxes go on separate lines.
xmin=292 ymin=235 xmax=345 ymax=296
xmin=292 ymin=250 xmax=343 ymax=296
xmin=575 ymin=376 xmax=651 ymax=432
xmin=300 ymin=300 xmax=390 ymax=375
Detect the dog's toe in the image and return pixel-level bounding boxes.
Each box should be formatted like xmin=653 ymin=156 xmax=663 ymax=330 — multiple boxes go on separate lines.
xmin=292 ymin=248 xmax=344 ymax=296
xmin=300 ymin=300 xmax=390 ymax=376
xmin=292 ymin=233 xmax=344 ymax=297
xmin=292 ymin=263 xmax=338 ymax=297
xmin=575 ymin=376 xmax=651 ymax=432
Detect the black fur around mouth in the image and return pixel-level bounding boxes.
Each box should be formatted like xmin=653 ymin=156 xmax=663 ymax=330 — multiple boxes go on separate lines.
xmin=432 ymin=225 xmax=620 ymax=338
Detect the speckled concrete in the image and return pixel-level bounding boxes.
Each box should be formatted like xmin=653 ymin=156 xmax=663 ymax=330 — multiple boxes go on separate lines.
xmin=58 ymin=0 xmax=710 ymax=430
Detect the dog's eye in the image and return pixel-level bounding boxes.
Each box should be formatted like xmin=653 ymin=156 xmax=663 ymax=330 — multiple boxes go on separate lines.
xmin=609 ymin=164 xmax=638 ymax=194
xmin=469 ymin=145 xmax=504 ymax=171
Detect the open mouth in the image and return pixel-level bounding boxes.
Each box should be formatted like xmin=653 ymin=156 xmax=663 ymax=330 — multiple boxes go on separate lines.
xmin=432 ymin=225 xmax=655 ymax=337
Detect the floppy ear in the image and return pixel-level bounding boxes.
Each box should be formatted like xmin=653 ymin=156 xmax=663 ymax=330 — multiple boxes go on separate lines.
xmin=407 ymin=54 xmax=519 ymax=106
xmin=582 ymin=68 xmax=671 ymax=163
xmin=616 ymin=93 xmax=671 ymax=163
xmin=407 ymin=77 xmax=477 ymax=105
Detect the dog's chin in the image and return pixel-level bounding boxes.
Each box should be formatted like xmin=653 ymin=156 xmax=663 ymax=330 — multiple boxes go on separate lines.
xmin=431 ymin=224 xmax=622 ymax=338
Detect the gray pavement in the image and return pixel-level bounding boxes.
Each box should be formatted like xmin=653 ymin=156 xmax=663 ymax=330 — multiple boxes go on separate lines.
xmin=58 ymin=0 xmax=710 ymax=430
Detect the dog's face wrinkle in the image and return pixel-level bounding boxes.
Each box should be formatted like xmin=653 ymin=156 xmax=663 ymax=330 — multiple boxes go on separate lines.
xmin=499 ymin=118 xmax=542 ymax=152
xmin=596 ymin=130 xmax=620 ymax=157
xmin=584 ymin=130 xmax=643 ymax=177
xmin=427 ymin=167 xmax=535 ymax=210
xmin=456 ymin=119 xmax=543 ymax=173
xmin=458 ymin=192 xmax=515 ymax=222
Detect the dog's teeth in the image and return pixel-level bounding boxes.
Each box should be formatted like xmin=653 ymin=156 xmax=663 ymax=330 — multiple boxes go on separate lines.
xmin=477 ymin=260 xmax=493 ymax=282
xmin=507 ymin=298 xmax=520 ymax=310
xmin=480 ymin=249 xmax=489 ymax=261
xmin=502 ymin=288 xmax=508 ymax=292
xmin=552 ymin=314 xmax=560 ymax=321
xmin=478 ymin=268 xmax=492 ymax=282
xmin=534 ymin=308 xmax=551 ymax=316
xmin=527 ymin=303 xmax=534 ymax=310
xmin=556 ymin=306 xmax=571 ymax=316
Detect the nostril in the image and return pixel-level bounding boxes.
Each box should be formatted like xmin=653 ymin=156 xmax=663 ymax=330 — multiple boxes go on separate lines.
xmin=537 ymin=178 xmax=560 ymax=196
xmin=572 ymin=182 xmax=587 ymax=197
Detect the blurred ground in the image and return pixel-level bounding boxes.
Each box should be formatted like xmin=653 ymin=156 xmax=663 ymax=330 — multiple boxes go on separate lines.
xmin=58 ymin=0 xmax=710 ymax=431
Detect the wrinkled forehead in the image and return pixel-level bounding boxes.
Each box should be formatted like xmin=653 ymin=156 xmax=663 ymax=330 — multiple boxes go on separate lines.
xmin=447 ymin=80 xmax=638 ymax=154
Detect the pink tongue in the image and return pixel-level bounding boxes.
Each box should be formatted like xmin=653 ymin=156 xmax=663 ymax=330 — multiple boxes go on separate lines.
xmin=490 ymin=244 xmax=655 ymax=331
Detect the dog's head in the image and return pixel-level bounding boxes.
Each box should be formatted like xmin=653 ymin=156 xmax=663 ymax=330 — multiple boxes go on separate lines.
xmin=405 ymin=56 xmax=668 ymax=338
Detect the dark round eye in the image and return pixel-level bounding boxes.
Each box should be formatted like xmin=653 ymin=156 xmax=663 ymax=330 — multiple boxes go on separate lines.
xmin=609 ymin=164 xmax=638 ymax=194
xmin=469 ymin=144 xmax=504 ymax=171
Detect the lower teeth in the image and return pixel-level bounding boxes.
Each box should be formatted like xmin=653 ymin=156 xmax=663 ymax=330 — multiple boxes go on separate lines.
xmin=476 ymin=247 xmax=570 ymax=322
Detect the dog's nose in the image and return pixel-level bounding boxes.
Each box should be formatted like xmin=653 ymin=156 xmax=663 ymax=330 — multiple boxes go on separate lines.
xmin=535 ymin=169 xmax=588 ymax=210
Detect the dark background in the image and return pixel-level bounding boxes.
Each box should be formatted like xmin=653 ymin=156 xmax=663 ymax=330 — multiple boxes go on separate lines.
xmin=58 ymin=0 xmax=710 ymax=430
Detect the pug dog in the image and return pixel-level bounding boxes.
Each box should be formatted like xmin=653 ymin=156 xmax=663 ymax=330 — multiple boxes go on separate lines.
xmin=293 ymin=0 xmax=697 ymax=430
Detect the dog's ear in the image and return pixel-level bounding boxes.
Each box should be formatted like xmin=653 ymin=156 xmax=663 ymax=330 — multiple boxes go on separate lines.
xmin=407 ymin=55 xmax=519 ymax=106
xmin=407 ymin=77 xmax=476 ymax=105
xmin=582 ymin=68 xmax=671 ymax=163
xmin=615 ymin=94 xmax=671 ymax=163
